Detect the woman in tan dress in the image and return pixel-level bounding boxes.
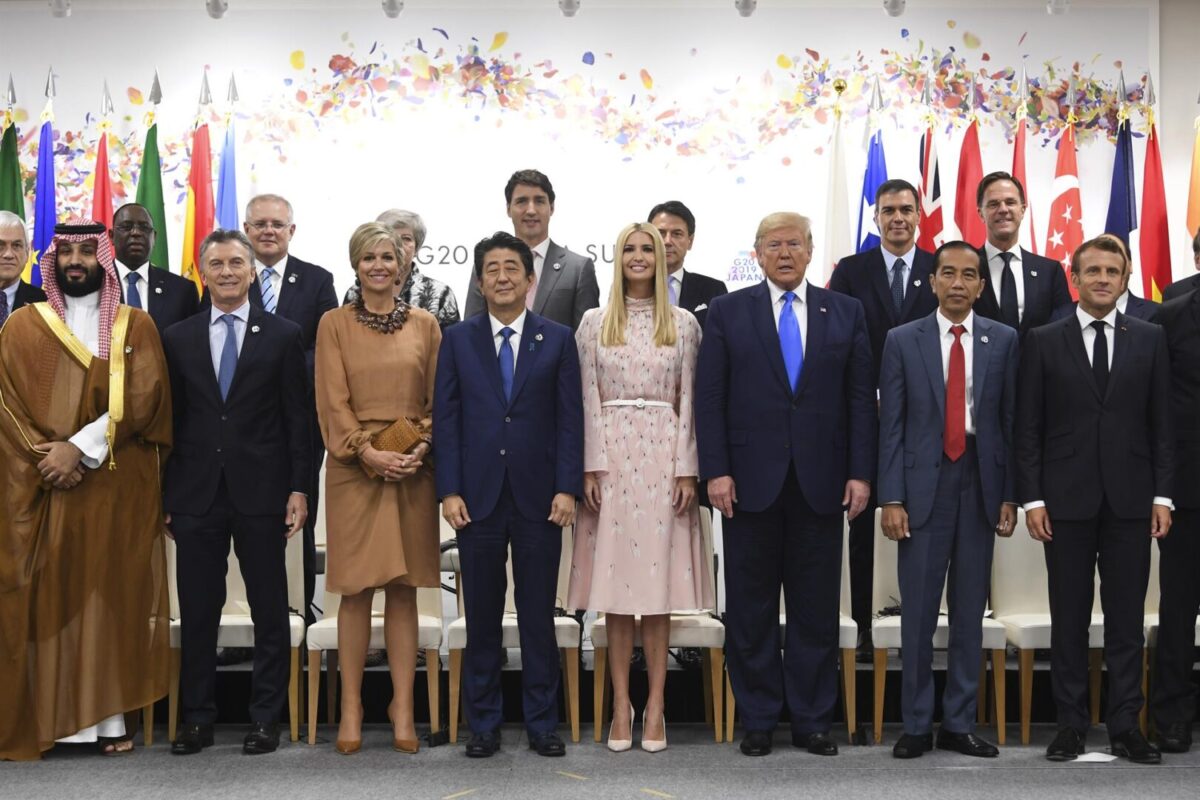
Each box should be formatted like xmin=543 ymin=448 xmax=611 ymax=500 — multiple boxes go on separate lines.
xmin=315 ymin=222 xmax=441 ymax=754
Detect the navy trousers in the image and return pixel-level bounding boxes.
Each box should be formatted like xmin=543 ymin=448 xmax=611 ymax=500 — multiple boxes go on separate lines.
xmin=1151 ymin=507 xmax=1200 ymax=728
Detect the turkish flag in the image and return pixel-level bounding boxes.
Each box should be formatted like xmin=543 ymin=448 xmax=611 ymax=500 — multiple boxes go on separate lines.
xmin=1043 ymin=124 xmax=1084 ymax=299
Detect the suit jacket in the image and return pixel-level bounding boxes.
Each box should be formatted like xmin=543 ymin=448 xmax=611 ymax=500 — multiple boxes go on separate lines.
xmin=694 ymin=281 xmax=876 ymax=514
xmin=1151 ymin=291 xmax=1200 ymax=509
xmin=829 ymin=246 xmax=939 ymax=385
xmin=12 ymin=280 xmax=45 ymax=311
xmin=877 ymin=313 xmax=1018 ymax=529
xmin=1052 ymin=294 xmax=1160 ymax=324
xmin=119 ymin=265 xmax=200 ymax=334
xmin=1015 ymin=312 xmax=1173 ymax=520
xmin=161 ymin=306 xmax=312 ymax=517
xmin=433 ymin=311 xmax=584 ymax=521
xmin=675 ymin=269 xmax=727 ymax=329
xmin=464 ymin=239 xmax=600 ymax=330
xmin=973 ymin=248 xmax=1073 ymax=339
xmin=1161 ymin=272 xmax=1200 ymax=303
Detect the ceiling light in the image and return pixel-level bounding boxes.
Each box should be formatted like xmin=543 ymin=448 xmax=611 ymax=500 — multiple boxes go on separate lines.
xmin=1047 ymin=0 xmax=1069 ymax=14
xmin=206 ymin=0 xmax=228 ymax=19
xmin=559 ymin=0 xmax=580 ymax=16
xmin=49 ymin=0 xmax=70 ymax=18
xmin=734 ymin=0 xmax=756 ymax=18
xmin=883 ymin=0 xmax=906 ymax=16
xmin=382 ymin=0 xmax=403 ymax=17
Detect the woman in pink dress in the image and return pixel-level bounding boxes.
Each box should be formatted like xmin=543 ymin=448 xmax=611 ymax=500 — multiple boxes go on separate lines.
xmin=568 ymin=222 xmax=713 ymax=752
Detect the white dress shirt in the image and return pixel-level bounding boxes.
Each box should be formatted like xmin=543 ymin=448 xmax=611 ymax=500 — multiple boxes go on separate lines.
xmin=766 ymin=279 xmax=808 ymax=357
xmin=258 ymin=260 xmax=287 ymax=306
xmin=937 ymin=309 xmax=975 ymax=435
xmin=1116 ymin=291 xmax=1131 ymax=315
xmin=63 ymin=292 xmax=111 ymax=469
xmin=489 ymin=309 xmax=527 ymax=369
xmin=529 ymin=238 xmax=550 ymax=288
xmin=881 ymin=245 xmax=916 ymax=299
xmin=984 ymin=241 xmax=1025 ymax=323
xmin=209 ymin=301 xmax=251 ymax=379
xmin=115 ymin=259 xmax=151 ymax=313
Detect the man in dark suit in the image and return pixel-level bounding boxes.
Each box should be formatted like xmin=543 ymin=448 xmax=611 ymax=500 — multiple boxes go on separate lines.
xmin=1148 ymin=286 xmax=1200 ymax=752
xmin=0 ymin=211 xmax=45 ymax=324
xmin=464 ymin=170 xmax=599 ymax=330
xmin=435 ymin=231 xmax=583 ymax=759
xmin=878 ymin=241 xmax=1018 ymax=759
xmin=695 ymin=212 xmax=875 ymax=757
xmin=648 ymin=200 xmax=727 ymax=328
xmin=163 ymin=229 xmax=310 ymax=756
xmin=1017 ymin=235 xmax=1173 ymax=764
xmin=1050 ymin=234 xmax=1159 ymax=324
xmin=972 ymin=172 xmax=1073 ymax=339
xmin=110 ymin=203 xmax=199 ymax=333
xmin=830 ymin=178 xmax=939 ymax=657
xmin=1160 ymin=230 xmax=1200 ymax=301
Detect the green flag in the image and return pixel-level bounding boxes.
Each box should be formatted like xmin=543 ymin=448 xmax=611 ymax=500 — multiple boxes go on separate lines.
xmin=135 ymin=122 xmax=169 ymax=269
xmin=0 ymin=122 xmax=24 ymax=218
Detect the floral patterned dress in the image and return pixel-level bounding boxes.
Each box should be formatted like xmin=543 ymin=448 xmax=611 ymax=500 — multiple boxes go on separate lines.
xmin=567 ymin=297 xmax=714 ymax=615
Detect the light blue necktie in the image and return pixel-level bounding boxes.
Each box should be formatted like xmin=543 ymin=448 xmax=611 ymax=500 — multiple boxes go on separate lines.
xmin=668 ymin=275 xmax=679 ymax=307
xmin=217 ymin=314 xmax=239 ymax=401
xmin=498 ymin=326 xmax=515 ymax=402
xmin=126 ymin=272 xmax=143 ymax=310
xmin=778 ymin=291 xmax=803 ymax=392
xmin=260 ymin=267 xmax=277 ymax=314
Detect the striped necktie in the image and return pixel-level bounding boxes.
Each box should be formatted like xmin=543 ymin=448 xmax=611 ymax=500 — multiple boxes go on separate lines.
xmin=260 ymin=267 xmax=278 ymax=314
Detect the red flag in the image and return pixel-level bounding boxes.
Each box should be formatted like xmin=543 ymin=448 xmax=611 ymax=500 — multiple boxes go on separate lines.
xmin=1140 ymin=124 xmax=1172 ymax=301
xmin=917 ymin=126 xmax=944 ymax=252
xmin=954 ymin=119 xmax=986 ymax=247
xmin=1044 ymin=124 xmax=1084 ymax=299
xmin=90 ymin=130 xmax=113 ymax=229
xmin=1012 ymin=119 xmax=1038 ymax=254
xmin=181 ymin=123 xmax=215 ymax=296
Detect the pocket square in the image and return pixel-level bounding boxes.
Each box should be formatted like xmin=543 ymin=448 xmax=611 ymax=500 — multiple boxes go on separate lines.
xmin=693 ymin=303 xmax=708 ymax=312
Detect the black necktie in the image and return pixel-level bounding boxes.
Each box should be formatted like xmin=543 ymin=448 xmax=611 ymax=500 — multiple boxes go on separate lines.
xmin=0 ymin=290 xmax=8 ymax=327
xmin=999 ymin=252 xmax=1019 ymax=330
xmin=1090 ymin=320 xmax=1109 ymax=396
xmin=890 ymin=258 xmax=906 ymax=316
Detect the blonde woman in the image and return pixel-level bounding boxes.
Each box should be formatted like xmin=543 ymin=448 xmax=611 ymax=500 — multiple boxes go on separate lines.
xmin=568 ymin=223 xmax=713 ymax=752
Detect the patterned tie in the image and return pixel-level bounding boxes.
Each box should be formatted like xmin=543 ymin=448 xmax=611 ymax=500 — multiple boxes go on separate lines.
xmin=778 ymin=291 xmax=804 ymax=392
xmin=217 ymin=314 xmax=239 ymax=401
xmin=1091 ymin=320 xmax=1109 ymax=397
xmin=999 ymin=252 xmax=1019 ymax=330
xmin=890 ymin=258 xmax=906 ymax=316
xmin=944 ymin=324 xmax=967 ymax=461
xmin=125 ymin=272 xmax=143 ymax=310
xmin=0 ymin=290 xmax=8 ymax=328
xmin=668 ymin=275 xmax=679 ymax=307
xmin=498 ymin=326 xmax=515 ymax=402
xmin=260 ymin=267 xmax=278 ymax=314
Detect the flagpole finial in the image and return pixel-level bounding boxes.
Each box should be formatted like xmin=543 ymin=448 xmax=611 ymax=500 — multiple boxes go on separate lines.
xmin=227 ymin=73 xmax=239 ymax=104
xmin=101 ymin=80 xmax=114 ymax=117
xmin=198 ymin=69 xmax=212 ymax=107
xmin=920 ymin=69 xmax=932 ymax=107
xmin=149 ymin=69 xmax=163 ymax=106
xmin=1145 ymin=72 xmax=1156 ymax=107
xmin=868 ymin=75 xmax=885 ymax=114
xmin=962 ymin=73 xmax=975 ymax=119
xmin=44 ymin=67 xmax=56 ymax=100
xmin=1067 ymin=73 xmax=1077 ymax=111
xmin=5 ymin=75 xmax=15 ymax=108
xmin=1018 ymin=64 xmax=1029 ymax=106
xmin=1117 ymin=69 xmax=1128 ymax=105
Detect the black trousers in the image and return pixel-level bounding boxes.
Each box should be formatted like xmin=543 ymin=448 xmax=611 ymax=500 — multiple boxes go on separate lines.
xmin=723 ymin=468 xmax=842 ymax=735
xmin=1151 ymin=507 xmax=1200 ymax=727
xmin=172 ymin=480 xmax=291 ymax=726
xmin=1044 ymin=498 xmax=1151 ymax=737
xmin=303 ymin=416 xmax=324 ymax=625
xmin=848 ymin=488 xmax=877 ymax=644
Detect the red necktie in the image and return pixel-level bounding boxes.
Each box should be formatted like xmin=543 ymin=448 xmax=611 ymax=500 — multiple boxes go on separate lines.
xmin=944 ymin=324 xmax=966 ymax=462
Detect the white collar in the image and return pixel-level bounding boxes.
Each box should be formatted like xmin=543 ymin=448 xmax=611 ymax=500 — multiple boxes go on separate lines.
xmin=116 ymin=259 xmax=150 ymax=279
xmin=881 ymin=245 xmax=917 ymax=271
xmin=210 ymin=300 xmax=251 ymax=325
xmin=936 ymin=309 xmax=974 ymax=337
xmin=1076 ymin=304 xmax=1118 ymax=329
xmin=63 ymin=290 xmax=101 ymax=312
xmin=529 ymin=238 xmax=551 ymax=262
xmin=258 ymin=259 xmax=285 ymax=276
xmin=984 ymin=241 xmax=1022 ymax=263
xmin=766 ymin=279 xmax=807 ymax=305
xmin=489 ymin=309 xmax=527 ymax=338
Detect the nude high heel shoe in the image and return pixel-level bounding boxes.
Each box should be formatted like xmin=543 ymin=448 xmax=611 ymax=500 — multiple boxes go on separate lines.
xmin=607 ymin=703 xmax=634 ymax=752
xmin=641 ymin=709 xmax=667 ymax=753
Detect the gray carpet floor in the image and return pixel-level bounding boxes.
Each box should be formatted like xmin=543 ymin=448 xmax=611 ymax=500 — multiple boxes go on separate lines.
xmin=4 ymin=725 xmax=1200 ymax=800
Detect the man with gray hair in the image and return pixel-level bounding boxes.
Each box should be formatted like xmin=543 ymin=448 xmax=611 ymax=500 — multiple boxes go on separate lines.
xmin=0 ymin=210 xmax=45 ymax=325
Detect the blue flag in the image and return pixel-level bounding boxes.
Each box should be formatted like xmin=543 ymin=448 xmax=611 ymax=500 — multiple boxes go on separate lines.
xmin=215 ymin=124 xmax=239 ymax=230
xmin=856 ymin=129 xmax=889 ymax=253
xmin=1104 ymin=117 xmax=1137 ymax=249
xmin=29 ymin=119 xmax=57 ymax=287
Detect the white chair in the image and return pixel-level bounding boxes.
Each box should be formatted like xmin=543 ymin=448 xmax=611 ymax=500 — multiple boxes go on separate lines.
xmin=871 ymin=508 xmax=1007 ymax=745
xmin=446 ymin=526 xmax=581 ymax=743
xmin=723 ymin=516 xmax=858 ymax=743
xmin=166 ymin=531 xmax=307 ymax=743
xmin=590 ymin=510 xmax=725 ymax=743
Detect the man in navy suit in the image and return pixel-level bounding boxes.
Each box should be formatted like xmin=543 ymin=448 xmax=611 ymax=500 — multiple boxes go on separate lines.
xmin=830 ymin=178 xmax=939 ymax=658
xmin=1050 ymin=234 xmax=1158 ymax=324
xmin=878 ymin=241 xmax=1018 ymax=759
xmin=110 ymin=203 xmax=199 ymax=333
xmin=435 ymin=231 xmax=583 ymax=759
xmin=163 ymin=229 xmax=310 ymax=756
xmin=648 ymin=200 xmax=727 ymax=329
xmin=0 ymin=211 xmax=46 ymax=324
xmin=696 ymin=212 xmax=875 ymax=757
xmin=972 ymin=172 xmax=1073 ymax=339
xmin=1159 ymin=231 xmax=1200 ymax=302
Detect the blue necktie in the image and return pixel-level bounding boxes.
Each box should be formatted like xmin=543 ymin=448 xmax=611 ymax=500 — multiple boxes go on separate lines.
xmin=668 ymin=276 xmax=679 ymax=307
xmin=217 ymin=314 xmax=239 ymax=401
xmin=0 ymin=290 xmax=8 ymax=327
xmin=498 ymin=326 xmax=515 ymax=402
xmin=126 ymin=272 xmax=143 ymax=310
xmin=778 ymin=291 xmax=803 ymax=392
xmin=260 ymin=267 xmax=277 ymax=314
xmin=890 ymin=258 xmax=906 ymax=315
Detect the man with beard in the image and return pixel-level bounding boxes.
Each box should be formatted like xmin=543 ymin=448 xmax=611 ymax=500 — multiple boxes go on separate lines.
xmin=111 ymin=203 xmax=198 ymax=333
xmin=0 ymin=219 xmax=173 ymax=760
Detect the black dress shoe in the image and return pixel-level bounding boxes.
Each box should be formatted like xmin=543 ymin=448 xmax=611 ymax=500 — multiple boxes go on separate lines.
xmin=171 ymin=723 xmax=214 ymax=755
xmin=1045 ymin=728 xmax=1086 ymax=762
xmin=465 ymin=731 xmax=501 ymax=758
xmin=792 ymin=731 xmax=838 ymax=756
xmin=243 ymin=722 xmax=280 ymax=755
xmin=739 ymin=730 xmax=773 ymax=757
xmin=529 ymin=731 xmax=566 ymax=757
xmin=936 ymin=730 xmax=998 ymax=758
xmin=1155 ymin=721 xmax=1192 ymax=753
xmin=892 ymin=732 xmax=933 ymax=759
xmin=1110 ymin=729 xmax=1161 ymax=764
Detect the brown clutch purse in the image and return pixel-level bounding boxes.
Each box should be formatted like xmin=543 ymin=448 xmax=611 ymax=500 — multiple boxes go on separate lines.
xmin=370 ymin=417 xmax=425 ymax=454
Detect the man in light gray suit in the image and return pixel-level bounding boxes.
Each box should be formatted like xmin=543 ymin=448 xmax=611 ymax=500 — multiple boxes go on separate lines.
xmin=877 ymin=240 xmax=1018 ymax=760
xmin=464 ymin=169 xmax=600 ymax=330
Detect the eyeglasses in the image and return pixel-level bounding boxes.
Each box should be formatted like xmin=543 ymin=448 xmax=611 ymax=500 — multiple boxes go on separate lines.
xmin=248 ymin=221 xmax=290 ymax=231
xmin=115 ymin=222 xmax=155 ymax=233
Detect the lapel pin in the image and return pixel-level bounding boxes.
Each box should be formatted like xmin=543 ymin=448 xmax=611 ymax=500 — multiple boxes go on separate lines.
xmin=251 ymin=325 xmax=261 ymax=333
xmin=535 ymin=333 xmax=544 ymax=341
xmin=820 ymin=306 xmax=827 ymax=313
xmin=981 ymin=335 xmax=989 ymax=344
xmin=288 ymin=274 xmax=297 ymax=283
xmin=1030 ymin=270 xmax=1038 ymax=277
xmin=154 ymin=286 xmax=163 ymax=294
xmin=914 ymin=279 xmax=921 ymax=287
xmin=125 ymin=345 xmax=133 ymax=354
xmin=552 ymin=262 xmax=562 ymax=271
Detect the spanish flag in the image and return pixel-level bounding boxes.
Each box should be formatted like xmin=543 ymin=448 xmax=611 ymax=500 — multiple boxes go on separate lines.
xmin=180 ymin=122 xmax=214 ymax=297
